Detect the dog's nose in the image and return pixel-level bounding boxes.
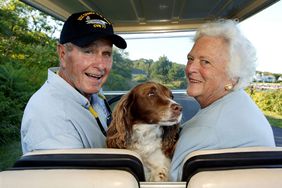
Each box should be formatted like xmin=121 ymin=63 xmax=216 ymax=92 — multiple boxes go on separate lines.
xmin=171 ymin=103 xmax=183 ymax=113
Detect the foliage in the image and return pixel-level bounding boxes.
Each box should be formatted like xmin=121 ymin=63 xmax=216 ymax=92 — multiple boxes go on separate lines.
xmin=133 ymin=58 xmax=154 ymax=79
xmin=133 ymin=74 xmax=148 ymax=82
xmin=168 ymin=63 xmax=185 ymax=81
xmin=150 ymin=56 xmax=172 ymax=83
xmin=251 ymin=90 xmax=282 ymax=115
xmin=104 ymin=49 xmax=134 ymax=90
xmin=246 ymin=87 xmax=282 ymax=116
xmin=131 ymin=56 xmax=186 ymax=88
xmin=0 ymin=140 xmax=22 ymax=171
xmin=0 ymin=64 xmax=36 ymax=144
xmin=264 ymin=111 xmax=282 ymax=128
xmin=0 ymin=0 xmax=59 ymax=144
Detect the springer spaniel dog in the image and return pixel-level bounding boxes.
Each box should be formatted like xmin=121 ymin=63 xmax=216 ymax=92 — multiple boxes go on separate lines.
xmin=106 ymin=81 xmax=182 ymax=181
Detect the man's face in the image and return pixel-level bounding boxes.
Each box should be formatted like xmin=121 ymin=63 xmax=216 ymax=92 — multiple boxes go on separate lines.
xmin=58 ymin=38 xmax=113 ymax=99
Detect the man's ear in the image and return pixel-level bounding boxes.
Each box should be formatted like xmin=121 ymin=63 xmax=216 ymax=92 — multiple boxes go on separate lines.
xmin=57 ymin=44 xmax=67 ymax=68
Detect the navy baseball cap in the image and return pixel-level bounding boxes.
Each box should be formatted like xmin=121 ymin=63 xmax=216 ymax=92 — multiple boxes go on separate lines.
xmin=59 ymin=11 xmax=127 ymax=49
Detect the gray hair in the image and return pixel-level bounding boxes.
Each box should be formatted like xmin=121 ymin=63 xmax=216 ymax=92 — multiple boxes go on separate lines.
xmin=63 ymin=42 xmax=74 ymax=51
xmin=194 ymin=19 xmax=257 ymax=90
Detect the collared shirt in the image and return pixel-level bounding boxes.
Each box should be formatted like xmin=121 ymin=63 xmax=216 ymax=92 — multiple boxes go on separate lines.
xmin=170 ymin=89 xmax=275 ymax=181
xmin=21 ymin=67 xmax=108 ymax=154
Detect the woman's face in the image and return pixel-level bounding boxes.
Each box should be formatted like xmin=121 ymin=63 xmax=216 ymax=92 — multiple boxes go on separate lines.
xmin=57 ymin=38 xmax=113 ymax=100
xmin=185 ymin=36 xmax=233 ymax=108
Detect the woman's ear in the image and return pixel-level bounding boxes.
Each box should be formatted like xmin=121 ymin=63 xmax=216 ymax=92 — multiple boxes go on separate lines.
xmin=231 ymin=77 xmax=239 ymax=85
xmin=224 ymin=77 xmax=239 ymax=91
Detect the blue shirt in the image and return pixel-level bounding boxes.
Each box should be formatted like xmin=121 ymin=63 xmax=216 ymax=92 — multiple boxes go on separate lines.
xmin=21 ymin=67 xmax=108 ymax=154
xmin=170 ymin=89 xmax=275 ymax=181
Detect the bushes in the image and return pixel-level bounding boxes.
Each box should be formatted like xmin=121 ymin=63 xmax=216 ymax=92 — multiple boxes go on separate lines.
xmin=248 ymin=89 xmax=282 ymax=116
xmin=0 ymin=64 xmax=36 ymax=144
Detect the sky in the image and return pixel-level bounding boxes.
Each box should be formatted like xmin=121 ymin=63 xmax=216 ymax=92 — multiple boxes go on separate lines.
xmin=121 ymin=1 xmax=282 ymax=74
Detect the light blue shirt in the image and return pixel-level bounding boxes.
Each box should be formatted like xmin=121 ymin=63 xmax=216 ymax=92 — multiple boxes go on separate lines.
xmin=170 ymin=89 xmax=275 ymax=181
xmin=21 ymin=67 xmax=108 ymax=154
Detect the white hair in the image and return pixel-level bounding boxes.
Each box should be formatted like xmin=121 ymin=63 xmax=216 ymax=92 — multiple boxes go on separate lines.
xmin=194 ymin=19 xmax=257 ymax=90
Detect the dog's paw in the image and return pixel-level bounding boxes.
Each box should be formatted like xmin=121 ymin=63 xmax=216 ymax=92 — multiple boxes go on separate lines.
xmin=150 ymin=168 xmax=169 ymax=181
xmin=158 ymin=171 xmax=168 ymax=181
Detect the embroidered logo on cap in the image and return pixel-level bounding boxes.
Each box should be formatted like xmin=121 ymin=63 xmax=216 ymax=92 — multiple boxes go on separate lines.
xmin=86 ymin=16 xmax=107 ymax=28
xmin=77 ymin=12 xmax=111 ymax=29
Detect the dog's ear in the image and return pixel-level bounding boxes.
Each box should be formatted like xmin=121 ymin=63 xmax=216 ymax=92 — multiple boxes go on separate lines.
xmin=106 ymin=93 xmax=133 ymax=148
xmin=161 ymin=124 xmax=180 ymax=158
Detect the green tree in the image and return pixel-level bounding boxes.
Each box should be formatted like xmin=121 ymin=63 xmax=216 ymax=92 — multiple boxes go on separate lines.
xmin=104 ymin=49 xmax=134 ymax=90
xmin=143 ymin=59 xmax=154 ymax=79
xmin=168 ymin=63 xmax=185 ymax=81
xmin=0 ymin=64 xmax=34 ymax=144
xmin=133 ymin=58 xmax=154 ymax=79
xmin=151 ymin=55 xmax=172 ymax=83
xmin=0 ymin=0 xmax=59 ymax=144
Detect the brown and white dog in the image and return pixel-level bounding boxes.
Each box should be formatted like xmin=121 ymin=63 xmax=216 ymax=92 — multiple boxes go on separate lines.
xmin=106 ymin=81 xmax=182 ymax=181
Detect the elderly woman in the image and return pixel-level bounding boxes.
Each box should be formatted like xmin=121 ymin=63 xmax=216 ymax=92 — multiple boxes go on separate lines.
xmin=170 ymin=19 xmax=275 ymax=181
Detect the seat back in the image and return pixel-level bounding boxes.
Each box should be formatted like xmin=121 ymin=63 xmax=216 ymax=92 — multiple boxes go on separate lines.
xmin=1 ymin=169 xmax=139 ymax=188
xmin=0 ymin=148 xmax=144 ymax=188
xmin=187 ymin=168 xmax=282 ymax=188
xmin=181 ymin=147 xmax=282 ymax=188
xmin=12 ymin=148 xmax=145 ymax=181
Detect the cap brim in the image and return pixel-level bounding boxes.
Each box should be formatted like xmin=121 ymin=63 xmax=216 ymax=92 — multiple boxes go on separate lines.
xmin=71 ymin=32 xmax=127 ymax=49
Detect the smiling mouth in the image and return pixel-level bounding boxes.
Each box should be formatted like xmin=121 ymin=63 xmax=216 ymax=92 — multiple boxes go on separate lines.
xmin=189 ymin=78 xmax=201 ymax=83
xmin=85 ymin=72 xmax=103 ymax=80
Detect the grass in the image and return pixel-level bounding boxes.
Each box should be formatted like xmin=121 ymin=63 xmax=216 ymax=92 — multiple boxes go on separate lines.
xmin=0 ymin=140 xmax=22 ymax=171
xmin=264 ymin=111 xmax=282 ymax=128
